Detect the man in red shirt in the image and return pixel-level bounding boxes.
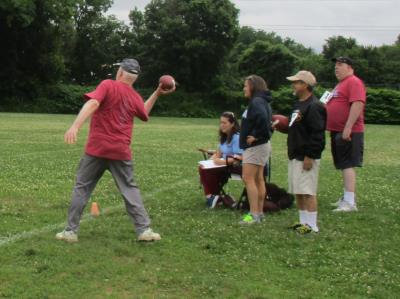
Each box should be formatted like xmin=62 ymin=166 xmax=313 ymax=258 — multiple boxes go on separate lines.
xmin=56 ymin=58 xmax=175 ymax=243
xmin=326 ymin=57 xmax=366 ymax=212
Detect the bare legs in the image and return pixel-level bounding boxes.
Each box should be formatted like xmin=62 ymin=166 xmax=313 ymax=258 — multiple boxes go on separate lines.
xmin=242 ymin=163 xmax=266 ymax=216
xmin=296 ymin=194 xmax=317 ymax=212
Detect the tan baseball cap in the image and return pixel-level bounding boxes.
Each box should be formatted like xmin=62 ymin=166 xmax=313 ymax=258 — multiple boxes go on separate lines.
xmin=286 ymin=70 xmax=317 ymax=87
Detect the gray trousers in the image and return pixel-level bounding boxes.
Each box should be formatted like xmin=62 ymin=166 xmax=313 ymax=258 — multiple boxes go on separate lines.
xmin=66 ymin=154 xmax=151 ymax=235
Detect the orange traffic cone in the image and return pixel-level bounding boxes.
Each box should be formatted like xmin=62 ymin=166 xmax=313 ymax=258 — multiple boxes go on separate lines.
xmin=90 ymin=202 xmax=100 ymax=217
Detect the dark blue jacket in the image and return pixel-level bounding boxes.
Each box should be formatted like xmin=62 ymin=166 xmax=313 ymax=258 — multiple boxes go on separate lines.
xmin=240 ymin=91 xmax=273 ymax=150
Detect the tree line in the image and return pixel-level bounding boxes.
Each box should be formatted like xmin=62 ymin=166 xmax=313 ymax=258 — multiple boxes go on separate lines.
xmin=1 ymin=0 xmax=399 ymax=111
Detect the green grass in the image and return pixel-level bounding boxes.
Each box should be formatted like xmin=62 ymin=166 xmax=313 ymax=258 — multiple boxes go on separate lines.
xmin=0 ymin=112 xmax=399 ymax=299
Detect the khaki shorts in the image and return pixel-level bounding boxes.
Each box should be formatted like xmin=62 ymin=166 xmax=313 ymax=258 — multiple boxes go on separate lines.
xmin=288 ymin=159 xmax=320 ymax=196
xmin=243 ymin=142 xmax=271 ymax=166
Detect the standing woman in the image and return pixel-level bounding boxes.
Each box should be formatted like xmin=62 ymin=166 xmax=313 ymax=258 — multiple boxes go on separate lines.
xmin=240 ymin=75 xmax=273 ymax=224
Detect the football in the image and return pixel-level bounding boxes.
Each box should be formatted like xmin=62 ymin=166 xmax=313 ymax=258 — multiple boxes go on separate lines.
xmin=159 ymin=75 xmax=175 ymax=91
xmin=272 ymin=114 xmax=289 ymax=133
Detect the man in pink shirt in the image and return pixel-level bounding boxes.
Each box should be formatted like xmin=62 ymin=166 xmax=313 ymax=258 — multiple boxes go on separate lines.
xmin=326 ymin=57 xmax=366 ymax=212
xmin=56 ymin=58 xmax=175 ymax=243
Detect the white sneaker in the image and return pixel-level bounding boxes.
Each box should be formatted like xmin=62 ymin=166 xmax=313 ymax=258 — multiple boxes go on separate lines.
xmin=311 ymin=226 xmax=319 ymax=233
xmin=137 ymin=228 xmax=161 ymax=242
xmin=55 ymin=230 xmax=78 ymax=243
xmin=331 ymin=197 xmax=344 ymax=207
xmin=333 ymin=201 xmax=358 ymax=212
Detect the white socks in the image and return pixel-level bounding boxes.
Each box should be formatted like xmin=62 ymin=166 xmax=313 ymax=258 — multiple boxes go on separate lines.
xmin=299 ymin=210 xmax=307 ymax=224
xmin=307 ymin=211 xmax=319 ymax=232
xmin=299 ymin=210 xmax=319 ymax=232
xmin=343 ymin=190 xmax=355 ymax=206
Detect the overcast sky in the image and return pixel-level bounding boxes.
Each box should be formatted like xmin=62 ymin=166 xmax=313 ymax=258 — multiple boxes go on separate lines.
xmin=108 ymin=0 xmax=400 ymax=52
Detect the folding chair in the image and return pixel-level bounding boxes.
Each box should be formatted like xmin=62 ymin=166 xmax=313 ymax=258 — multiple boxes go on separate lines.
xmin=198 ymin=148 xmax=271 ymax=208
xmin=227 ymin=155 xmax=271 ymax=210
xmin=198 ymin=148 xmax=240 ymax=207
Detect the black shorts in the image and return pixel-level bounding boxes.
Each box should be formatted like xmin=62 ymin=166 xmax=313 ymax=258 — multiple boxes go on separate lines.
xmin=330 ymin=132 xmax=364 ymax=170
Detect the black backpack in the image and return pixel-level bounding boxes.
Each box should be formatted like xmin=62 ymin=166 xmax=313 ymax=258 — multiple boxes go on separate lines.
xmin=235 ymin=182 xmax=294 ymax=212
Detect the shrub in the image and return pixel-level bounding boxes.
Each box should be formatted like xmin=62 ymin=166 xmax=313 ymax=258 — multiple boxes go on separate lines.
xmin=1 ymin=83 xmax=399 ymax=124
xmin=364 ymin=88 xmax=400 ymax=124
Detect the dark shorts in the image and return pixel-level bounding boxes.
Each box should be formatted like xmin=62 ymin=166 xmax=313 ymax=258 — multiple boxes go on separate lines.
xmin=330 ymin=132 xmax=364 ymax=170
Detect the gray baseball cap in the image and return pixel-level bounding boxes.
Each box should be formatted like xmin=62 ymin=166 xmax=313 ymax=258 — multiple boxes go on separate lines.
xmin=114 ymin=58 xmax=141 ymax=74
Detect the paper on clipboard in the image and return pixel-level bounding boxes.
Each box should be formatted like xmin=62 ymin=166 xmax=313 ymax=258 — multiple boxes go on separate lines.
xmin=198 ymin=159 xmax=226 ymax=169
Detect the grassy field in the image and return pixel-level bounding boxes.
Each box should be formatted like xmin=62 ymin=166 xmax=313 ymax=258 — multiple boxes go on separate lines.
xmin=0 ymin=113 xmax=399 ymax=299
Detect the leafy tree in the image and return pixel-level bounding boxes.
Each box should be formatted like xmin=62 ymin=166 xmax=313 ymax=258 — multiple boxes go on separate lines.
xmin=0 ymin=0 xmax=76 ymax=101
xmin=298 ymin=54 xmax=326 ymax=84
xmin=238 ymin=41 xmax=298 ymax=89
xmin=320 ymin=36 xmax=399 ymax=86
xmin=68 ymin=15 xmax=133 ymax=84
xmin=318 ymin=36 xmax=358 ymax=84
xmin=129 ymin=7 xmax=146 ymax=41
xmin=1 ymin=0 xmax=399 ymax=111
xmin=379 ymin=44 xmax=400 ymax=86
xmin=226 ymin=26 xmax=313 ymax=89
xmin=135 ymin=0 xmax=239 ymax=91
xmin=67 ymin=0 xmax=135 ymax=84
xmin=322 ymin=36 xmax=359 ymax=60
xmin=235 ymin=26 xmax=313 ymax=58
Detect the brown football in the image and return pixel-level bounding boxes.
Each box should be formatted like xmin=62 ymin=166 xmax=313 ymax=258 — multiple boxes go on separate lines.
xmin=272 ymin=114 xmax=289 ymax=133
xmin=159 ymin=75 xmax=175 ymax=91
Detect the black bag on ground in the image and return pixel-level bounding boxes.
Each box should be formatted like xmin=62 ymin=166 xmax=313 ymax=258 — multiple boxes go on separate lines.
xmin=236 ymin=182 xmax=294 ymax=213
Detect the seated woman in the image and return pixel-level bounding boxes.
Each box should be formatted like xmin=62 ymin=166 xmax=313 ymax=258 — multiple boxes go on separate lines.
xmin=199 ymin=111 xmax=243 ymax=208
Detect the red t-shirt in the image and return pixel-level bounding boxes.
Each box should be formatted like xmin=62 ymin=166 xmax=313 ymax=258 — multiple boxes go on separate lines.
xmin=326 ymin=75 xmax=366 ymax=132
xmin=83 ymin=80 xmax=148 ymax=160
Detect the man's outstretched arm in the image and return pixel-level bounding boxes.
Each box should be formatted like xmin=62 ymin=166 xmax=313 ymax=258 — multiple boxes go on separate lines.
xmin=64 ymin=99 xmax=100 ymax=144
xmin=144 ymin=83 xmax=176 ymax=114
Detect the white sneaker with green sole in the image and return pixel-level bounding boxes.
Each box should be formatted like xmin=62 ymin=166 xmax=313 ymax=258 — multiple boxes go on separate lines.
xmin=239 ymin=213 xmax=258 ymax=225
